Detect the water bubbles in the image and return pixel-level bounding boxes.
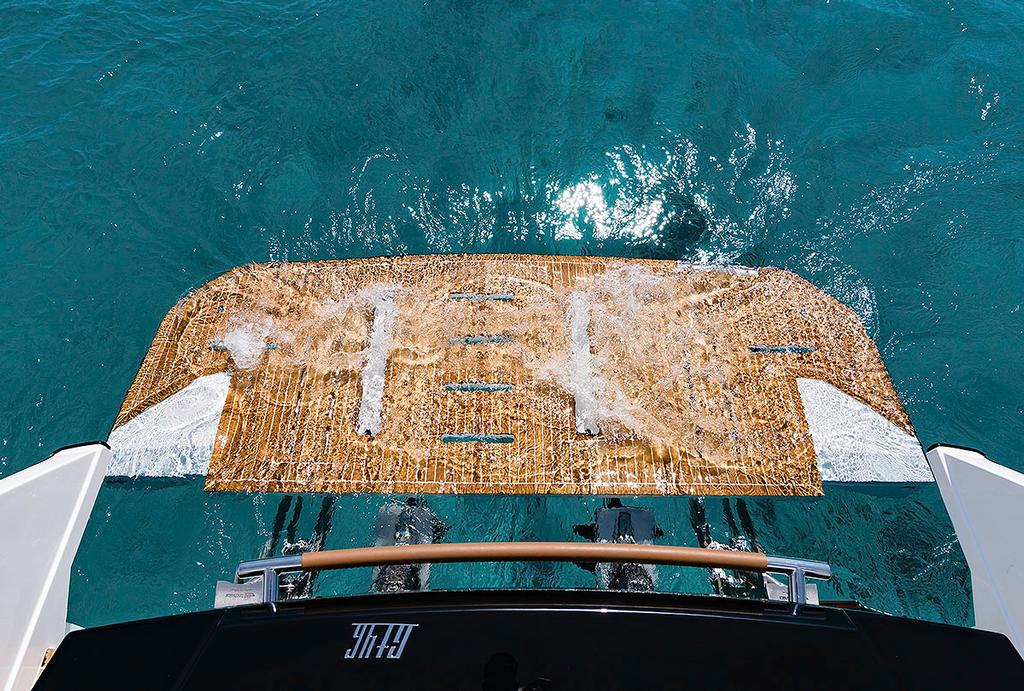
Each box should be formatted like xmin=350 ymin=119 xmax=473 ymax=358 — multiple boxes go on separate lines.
xmin=261 ymin=124 xmax=796 ymax=264
xmin=969 ymin=76 xmax=1000 ymax=121
xmin=533 ymin=127 xmax=796 ymax=262
xmin=220 ymin=317 xmax=278 ymax=369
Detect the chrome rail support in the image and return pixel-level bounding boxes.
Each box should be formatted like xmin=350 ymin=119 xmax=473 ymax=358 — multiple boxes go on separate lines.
xmin=765 ymin=556 xmax=832 ymax=605
xmin=235 ymin=555 xmax=303 ymax=604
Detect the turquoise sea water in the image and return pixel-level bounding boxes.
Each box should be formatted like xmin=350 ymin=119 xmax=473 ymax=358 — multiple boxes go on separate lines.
xmin=2 ymin=1 xmax=1023 ymax=628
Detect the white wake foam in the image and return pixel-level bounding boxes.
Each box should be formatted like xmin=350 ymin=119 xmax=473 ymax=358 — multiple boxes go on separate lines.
xmin=221 ymin=318 xmax=275 ymax=369
xmin=106 ymin=373 xmax=231 ymax=477
xmin=567 ymin=293 xmax=601 ymax=435
xmin=356 ymin=286 xmax=398 ymax=436
xmin=797 ymin=377 xmax=932 ymax=483
xmin=674 ymin=261 xmax=758 ymax=276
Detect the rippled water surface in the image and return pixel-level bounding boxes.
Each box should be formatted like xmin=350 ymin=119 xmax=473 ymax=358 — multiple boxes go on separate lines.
xmin=2 ymin=0 xmax=1023 ymax=627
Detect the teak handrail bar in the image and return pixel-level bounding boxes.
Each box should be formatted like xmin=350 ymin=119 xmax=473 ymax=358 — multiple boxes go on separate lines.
xmin=230 ymin=542 xmax=831 ymax=606
xmin=301 ymin=542 xmax=767 ymax=571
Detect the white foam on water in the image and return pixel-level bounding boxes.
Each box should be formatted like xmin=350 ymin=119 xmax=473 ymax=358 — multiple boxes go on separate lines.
xmin=270 ymin=126 xmax=798 ymax=265
xmin=577 ymin=265 xmax=708 ymax=440
xmin=356 ymin=286 xmax=399 ymax=436
xmin=567 ymin=293 xmax=601 ymax=435
xmin=536 ymin=126 xmax=796 ymax=263
xmin=797 ymin=377 xmax=932 ymax=483
xmin=106 ymin=372 xmax=231 ymax=477
xmin=675 ymin=261 xmax=759 ymax=276
xmin=527 ymin=264 xmax=690 ymax=443
xmin=220 ymin=317 xmax=276 ymax=369
xmin=550 ymin=176 xmax=667 ymax=242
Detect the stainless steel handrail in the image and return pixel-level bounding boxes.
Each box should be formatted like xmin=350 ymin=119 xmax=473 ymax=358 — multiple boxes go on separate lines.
xmin=231 ymin=542 xmax=830 ymax=606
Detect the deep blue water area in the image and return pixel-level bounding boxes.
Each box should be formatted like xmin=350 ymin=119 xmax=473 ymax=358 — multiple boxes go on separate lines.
xmin=2 ymin=1 xmax=1022 ymax=627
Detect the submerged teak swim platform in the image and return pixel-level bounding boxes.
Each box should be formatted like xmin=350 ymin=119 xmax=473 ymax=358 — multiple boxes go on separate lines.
xmin=110 ymin=254 xmax=930 ymax=496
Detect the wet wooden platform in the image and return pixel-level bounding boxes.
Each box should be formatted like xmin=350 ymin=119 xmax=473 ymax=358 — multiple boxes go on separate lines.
xmin=113 ymin=254 xmax=914 ymax=496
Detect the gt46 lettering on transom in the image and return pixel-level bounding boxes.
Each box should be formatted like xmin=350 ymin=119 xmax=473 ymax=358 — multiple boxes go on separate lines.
xmin=344 ymin=623 xmax=418 ymax=660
